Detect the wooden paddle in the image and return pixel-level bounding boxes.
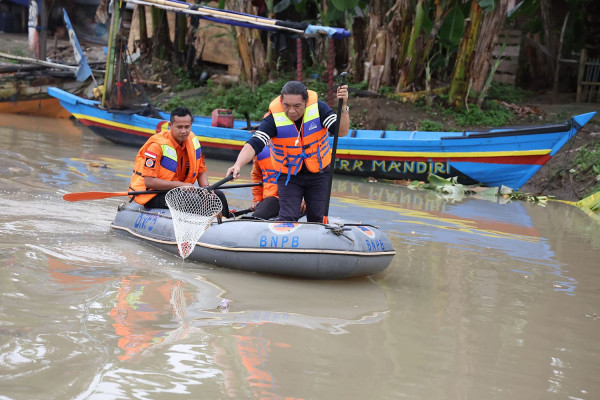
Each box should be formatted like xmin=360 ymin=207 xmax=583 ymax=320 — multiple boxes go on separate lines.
xmin=63 ymin=182 xmax=262 ymax=202
xmin=323 ymin=72 xmax=348 ymax=224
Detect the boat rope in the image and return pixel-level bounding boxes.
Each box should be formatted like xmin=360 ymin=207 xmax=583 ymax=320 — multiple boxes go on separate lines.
xmin=324 ymin=225 xmax=354 ymax=244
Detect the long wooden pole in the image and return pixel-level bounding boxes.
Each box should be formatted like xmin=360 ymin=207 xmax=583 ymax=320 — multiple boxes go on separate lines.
xmin=102 ymin=0 xmax=122 ymax=108
xmin=122 ymin=0 xmax=305 ymax=33
xmin=322 ymin=72 xmax=348 ymax=225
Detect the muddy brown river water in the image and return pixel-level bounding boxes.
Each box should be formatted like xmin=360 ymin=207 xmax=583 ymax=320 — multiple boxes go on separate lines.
xmin=1 ymin=114 xmax=599 ymax=399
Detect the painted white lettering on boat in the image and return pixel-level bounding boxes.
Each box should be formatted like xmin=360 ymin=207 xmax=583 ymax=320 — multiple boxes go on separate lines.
xmin=259 ymin=235 xmax=300 ymax=248
xmin=335 ymin=160 xmax=450 ymax=175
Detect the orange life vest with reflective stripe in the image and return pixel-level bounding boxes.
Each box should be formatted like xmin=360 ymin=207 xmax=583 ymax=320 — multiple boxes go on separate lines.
xmin=268 ymin=90 xmax=331 ymax=183
xmin=255 ymin=145 xmax=278 ymax=199
xmin=129 ymin=130 xmax=202 ymax=205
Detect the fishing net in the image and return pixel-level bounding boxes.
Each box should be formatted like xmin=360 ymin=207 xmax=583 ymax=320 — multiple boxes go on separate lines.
xmin=166 ymin=187 xmax=223 ymax=259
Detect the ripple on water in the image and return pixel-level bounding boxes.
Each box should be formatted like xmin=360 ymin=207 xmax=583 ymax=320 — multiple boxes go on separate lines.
xmin=0 ymin=149 xmax=35 ymax=178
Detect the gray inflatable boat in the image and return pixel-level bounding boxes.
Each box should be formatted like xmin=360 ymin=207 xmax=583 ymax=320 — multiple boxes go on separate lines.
xmin=110 ymin=202 xmax=395 ymax=279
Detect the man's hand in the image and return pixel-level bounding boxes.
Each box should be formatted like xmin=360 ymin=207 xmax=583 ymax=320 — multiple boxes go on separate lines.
xmin=337 ymin=84 xmax=349 ymax=106
xmin=226 ymin=164 xmax=241 ymax=179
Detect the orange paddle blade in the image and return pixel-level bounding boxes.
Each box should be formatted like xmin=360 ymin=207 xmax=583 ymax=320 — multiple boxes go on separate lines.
xmin=62 ymin=191 xmax=130 ymax=202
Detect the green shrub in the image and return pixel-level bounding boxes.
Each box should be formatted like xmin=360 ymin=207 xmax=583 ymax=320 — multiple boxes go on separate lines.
xmin=486 ymin=82 xmax=531 ymax=104
xmin=419 ymin=119 xmax=444 ymax=131
xmin=447 ymin=102 xmax=514 ymax=127
xmin=574 ymin=143 xmax=600 ymax=196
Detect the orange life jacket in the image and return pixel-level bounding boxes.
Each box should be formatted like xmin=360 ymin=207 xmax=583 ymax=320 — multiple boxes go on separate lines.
xmin=254 ymin=144 xmax=278 ymax=201
xmin=268 ymin=90 xmax=331 ymax=184
xmin=129 ymin=130 xmax=203 ymax=205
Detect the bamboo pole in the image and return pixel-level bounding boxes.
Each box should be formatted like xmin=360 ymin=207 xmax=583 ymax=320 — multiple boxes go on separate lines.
xmin=553 ymin=12 xmax=569 ymax=95
xmin=102 ymin=0 xmax=122 ymax=108
xmin=123 ymin=0 xmax=304 ymax=33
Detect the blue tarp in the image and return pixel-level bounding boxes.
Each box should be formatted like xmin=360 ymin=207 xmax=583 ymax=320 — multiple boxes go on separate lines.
xmin=63 ymin=9 xmax=92 ymax=81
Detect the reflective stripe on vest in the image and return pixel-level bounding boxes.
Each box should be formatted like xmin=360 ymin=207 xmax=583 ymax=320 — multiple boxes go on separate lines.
xmin=256 ymin=145 xmax=278 ymax=198
xmin=160 ymin=144 xmax=178 ymax=172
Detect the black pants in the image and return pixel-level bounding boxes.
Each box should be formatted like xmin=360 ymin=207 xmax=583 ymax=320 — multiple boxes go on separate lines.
xmin=277 ymin=166 xmax=330 ymax=222
xmin=145 ymin=189 xmax=230 ymax=216
xmin=253 ymin=196 xmax=280 ymax=220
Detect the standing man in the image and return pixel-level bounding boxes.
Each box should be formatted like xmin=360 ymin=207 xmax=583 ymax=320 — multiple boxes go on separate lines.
xmin=129 ymin=106 xmax=230 ymax=215
xmin=226 ymin=81 xmax=349 ymax=222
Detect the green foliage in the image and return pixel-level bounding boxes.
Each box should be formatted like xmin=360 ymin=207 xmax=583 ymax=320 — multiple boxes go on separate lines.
xmin=574 ymin=143 xmax=600 ymax=196
xmin=354 ymin=80 xmax=369 ymax=91
xmin=444 ymin=102 xmax=514 ymax=127
xmin=419 ymin=119 xmax=444 ymax=131
xmin=486 ymin=82 xmax=531 ymax=103
xmin=476 ymin=0 xmax=495 ymax=12
xmin=386 ymin=123 xmax=398 ymax=131
xmin=173 ymin=68 xmax=196 ymax=92
xmin=378 ymin=86 xmax=395 ymax=96
xmin=439 ymin=7 xmax=465 ymax=47
xmin=330 ymin=0 xmax=360 ymax=11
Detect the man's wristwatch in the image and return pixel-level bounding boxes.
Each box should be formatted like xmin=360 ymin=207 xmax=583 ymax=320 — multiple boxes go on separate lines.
xmin=341 ymin=105 xmax=349 ymax=114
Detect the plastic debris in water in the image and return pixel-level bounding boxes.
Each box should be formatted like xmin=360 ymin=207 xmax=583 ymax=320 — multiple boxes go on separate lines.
xmin=217 ymin=299 xmax=230 ymax=312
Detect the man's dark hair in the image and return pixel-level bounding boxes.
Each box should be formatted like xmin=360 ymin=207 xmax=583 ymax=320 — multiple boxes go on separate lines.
xmin=281 ymin=81 xmax=308 ymax=101
xmin=170 ymin=106 xmax=194 ymax=123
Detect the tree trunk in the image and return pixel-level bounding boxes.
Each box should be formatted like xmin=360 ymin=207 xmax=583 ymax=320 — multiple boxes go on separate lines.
xmin=471 ymin=0 xmax=510 ymax=93
xmin=361 ymin=0 xmax=415 ymax=92
xmin=174 ymin=13 xmax=187 ymax=66
xmin=362 ymin=0 xmax=386 ymax=91
xmin=151 ymin=8 xmax=172 ymax=60
xmin=226 ymin=0 xmax=267 ymax=85
xmin=448 ymin=0 xmax=484 ymax=108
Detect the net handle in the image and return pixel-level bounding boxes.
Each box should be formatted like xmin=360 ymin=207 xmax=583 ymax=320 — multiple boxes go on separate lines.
xmin=206 ymin=175 xmax=234 ymax=191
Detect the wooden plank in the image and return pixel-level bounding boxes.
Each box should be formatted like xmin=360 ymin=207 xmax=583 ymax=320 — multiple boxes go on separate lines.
xmin=493 ymin=45 xmax=520 ymax=58
xmin=498 ymin=29 xmax=521 ymax=37
xmin=495 ymin=60 xmax=518 ymax=74
xmin=492 ymin=73 xmax=516 ymax=85
xmin=496 ymin=35 xmax=521 ymax=45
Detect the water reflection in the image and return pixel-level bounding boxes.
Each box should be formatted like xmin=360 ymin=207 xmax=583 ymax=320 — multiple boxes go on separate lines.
xmin=29 ymin=246 xmax=389 ymax=399
xmin=2 ymin=114 xmax=600 ymax=399
xmin=328 ymin=179 xmax=579 ymax=294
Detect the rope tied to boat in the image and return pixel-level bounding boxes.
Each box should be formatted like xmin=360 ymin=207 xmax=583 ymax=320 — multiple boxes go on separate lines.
xmin=324 ymin=224 xmax=354 ymax=243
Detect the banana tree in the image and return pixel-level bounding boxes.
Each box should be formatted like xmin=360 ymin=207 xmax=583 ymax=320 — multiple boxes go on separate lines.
xmin=447 ymin=0 xmax=496 ymax=108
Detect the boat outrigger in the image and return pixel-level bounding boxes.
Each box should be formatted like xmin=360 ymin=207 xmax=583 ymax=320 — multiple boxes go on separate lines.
xmin=110 ymin=202 xmax=396 ymax=279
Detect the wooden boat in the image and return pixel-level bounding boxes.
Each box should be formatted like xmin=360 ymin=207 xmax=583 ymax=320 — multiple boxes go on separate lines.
xmin=0 ymin=69 xmax=89 ymax=117
xmin=110 ymin=202 xmax=396 ymax=279
xmin=48 ymin=87 xmax=597 ymax=190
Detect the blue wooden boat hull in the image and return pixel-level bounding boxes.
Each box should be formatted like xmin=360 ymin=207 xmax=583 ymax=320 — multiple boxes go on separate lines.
xmin=110 ymin=203 xmax=396 ymax=279
xmin=48 ymin=87 xmax=596 ymax=189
